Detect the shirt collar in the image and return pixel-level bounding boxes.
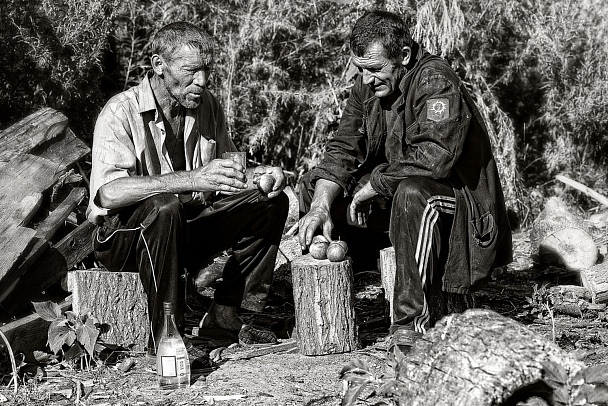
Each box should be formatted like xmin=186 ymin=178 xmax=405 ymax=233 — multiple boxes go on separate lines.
xmin=138 ymin=72 xmax=159 ymax=115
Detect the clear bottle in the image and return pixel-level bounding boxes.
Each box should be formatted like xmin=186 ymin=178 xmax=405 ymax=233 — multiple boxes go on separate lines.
xmin=156 ymin=301 xmax=190 ymax=389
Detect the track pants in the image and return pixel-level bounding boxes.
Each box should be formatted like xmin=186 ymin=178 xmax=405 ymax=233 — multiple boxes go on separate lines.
xmin=93 ymin=190 xmax=288 ymax=350
xmin=299 ymin=174 xmax=454 ymax=334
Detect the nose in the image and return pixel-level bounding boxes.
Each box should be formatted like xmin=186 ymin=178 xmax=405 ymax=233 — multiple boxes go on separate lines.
xmin=193 ymin=70 xmax=208 ymax=87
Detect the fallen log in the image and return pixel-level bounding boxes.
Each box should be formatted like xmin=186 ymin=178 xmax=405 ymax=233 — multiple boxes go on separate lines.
xmin=291 ymin=254 xmax=358 ymax=355
xmin=391 ymin=308 xmax=586 ymax=405
xmin=0 ymin=107 xmax=68 ymax=164
xmin=529 ymin=197 xmax=597 ymax=270
xmin=0 ymin=221 xmax=95 ymax=316
xmin=0 ymin=296 xmax=72 ymax=363
xmin=580 ymin=262 xmax=608 ymax=304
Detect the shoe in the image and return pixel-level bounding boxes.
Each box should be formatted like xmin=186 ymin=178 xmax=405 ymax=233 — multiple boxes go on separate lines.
xmin=238 ymin=324 xmax=278 ymax=345
xmin=387 ymin=329 xmax=422 ymax=365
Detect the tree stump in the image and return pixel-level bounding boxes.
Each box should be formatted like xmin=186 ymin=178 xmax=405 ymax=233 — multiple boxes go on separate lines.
xmin=291 ymin=254 xmax=357 ymax=355
xmin=67 ymin=269 xmax=148 ymax=350
xmin=530 ymin=197 xmax=597 ymax=270
xmin=393 ymin=308 xmax=584 ymax=406
xmin=379 ymin=247 xmax=396 ymax=321
xmin=379 ymin=247 xmax=474 ymax=325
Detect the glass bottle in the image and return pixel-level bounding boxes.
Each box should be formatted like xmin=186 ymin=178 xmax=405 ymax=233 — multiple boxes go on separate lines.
xmin=156 ymin=301 xmax=190 ymax=389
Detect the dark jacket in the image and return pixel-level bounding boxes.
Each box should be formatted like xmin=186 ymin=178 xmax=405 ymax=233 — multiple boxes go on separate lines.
xmin=310 ymin=42 xmax=512 ymax=293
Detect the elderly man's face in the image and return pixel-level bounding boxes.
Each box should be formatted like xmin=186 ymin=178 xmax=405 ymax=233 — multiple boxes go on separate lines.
xmin=160 ymin=45 xmax=213 ymax=109
xmin=352 ymin=42 xmax=406 ymax=98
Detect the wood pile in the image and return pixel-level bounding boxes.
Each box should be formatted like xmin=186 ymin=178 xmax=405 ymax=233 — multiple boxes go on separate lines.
xmin=0 ymin=108 xmax=92 ymax=324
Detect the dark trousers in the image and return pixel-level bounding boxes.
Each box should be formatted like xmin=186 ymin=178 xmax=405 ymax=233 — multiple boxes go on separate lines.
xmin=93 ymin=190 xmax=289 ymax=350
xmin=299 ymin=174 xmax=454 ymax=334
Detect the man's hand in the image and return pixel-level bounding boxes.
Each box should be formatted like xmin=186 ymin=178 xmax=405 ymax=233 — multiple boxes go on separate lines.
xmin=349 ymin=181 xmax=378 ymax=226
xmin=251 ymin=166 xmax=287 ymax=199
xmin=190 ymin=158 xmax=247 ymax=194
xmin=298 ymin=205 xmax=333 ymax=250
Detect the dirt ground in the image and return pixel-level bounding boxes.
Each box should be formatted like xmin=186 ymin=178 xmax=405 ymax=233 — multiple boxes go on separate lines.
xmin=2 ymin=230 xmax=608 ymax=405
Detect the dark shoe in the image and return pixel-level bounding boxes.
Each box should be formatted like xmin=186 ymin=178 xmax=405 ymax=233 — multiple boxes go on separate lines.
xmin=387 ymin=329 xmax=422 ymax=365
xmin=238 ymin=324 xmax=278 ymax=345
xmin=187 ymin=344 xmax=211 ymax=370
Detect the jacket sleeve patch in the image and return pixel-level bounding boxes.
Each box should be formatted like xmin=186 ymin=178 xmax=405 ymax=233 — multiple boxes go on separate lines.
xmin=426 ymin=98 xmax=450 ymax=122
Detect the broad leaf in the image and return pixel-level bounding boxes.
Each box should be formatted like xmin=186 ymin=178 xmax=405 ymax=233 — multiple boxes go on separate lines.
xmin=581 ymin=364 xmax=608 ymax=385
xmin=572 ymin=383 xmax=608 ymax=404
xmin=542 ymin=360 xmax=568 ymax=387
xmin=341 ymin=380 xmax=370 ymax=406
xmin=553 ymin=386 xmax=570 ymax=405
xmin=48 ymin=321 xmax=72 ymax=354
xmin=77 ymin=318 xmax=100 ymax=357
xmin=33 ymin=351 xmax=55 ymax=363
xmin=33 ymin=301 xmax=62 ymax=322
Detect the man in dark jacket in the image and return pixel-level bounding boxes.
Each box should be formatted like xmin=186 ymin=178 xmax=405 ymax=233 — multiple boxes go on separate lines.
xmin=298 ymin=10 xmax=512 ymax=354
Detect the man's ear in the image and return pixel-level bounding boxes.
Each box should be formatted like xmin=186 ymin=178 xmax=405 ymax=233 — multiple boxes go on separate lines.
xmin=151 ymin=54 xmax=164 ymax=76
xmin=401 ymin=46 xmax=412 ymax=66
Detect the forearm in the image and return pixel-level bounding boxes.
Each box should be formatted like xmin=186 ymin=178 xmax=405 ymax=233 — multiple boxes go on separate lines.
xmin=310 ymin=179 xmax=342 ymax=211
xmin=96 ymin=171 xmax=194 ymax=210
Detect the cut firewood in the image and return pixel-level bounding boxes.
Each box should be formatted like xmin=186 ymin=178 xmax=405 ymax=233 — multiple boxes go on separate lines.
xmin=291 ymin=254 xmax=358 ymax=355
xmin=580 ymin=262 xmax=608 ymax=304
xmin=0 ymin=107 xmax=68 ymax=164
xmin=0 ymin=221 xmax=95 ymax=316
xmin=529 ymin=197 xmax=597 ymax=270
xmin=392 ymin=308 xmax=584 ymax=405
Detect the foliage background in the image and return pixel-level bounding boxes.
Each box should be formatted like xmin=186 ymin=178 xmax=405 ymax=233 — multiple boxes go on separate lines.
xmin=1 ymin=0 xmax=607 ymax=227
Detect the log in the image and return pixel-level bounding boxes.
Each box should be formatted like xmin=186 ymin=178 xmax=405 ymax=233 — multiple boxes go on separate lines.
xmin=379 ymin=246 xmax=474 ymax=325
xmin=0 ymin=129 xmax=90 ymax=285
xmin=530 ymin=197 xmax=597 ymax=270
xmin=291 ymin=254 xmax=358 ymax=355
xmin=393 ymin=308 xmax=584 ymax=406
xmin=0 ymin=107 xmax=68 ymax=164
xmin=0 ymin=221 xmax=95 ymax=316
xmin=67 ymin=269 xmax=148 ymax=350
xmin=580 ymin=262 xmax=608 ymax=304
xmin=0 ymin=296 xmax=72 ymax=363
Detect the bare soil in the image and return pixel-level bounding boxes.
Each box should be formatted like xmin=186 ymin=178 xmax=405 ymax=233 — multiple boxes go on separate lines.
xmin=1 ymin=230 xmax=608 ymax=405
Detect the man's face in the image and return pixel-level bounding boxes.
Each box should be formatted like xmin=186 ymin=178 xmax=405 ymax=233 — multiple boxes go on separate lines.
xmin=352 ymin=42 xmax=405 ymax=98
xmin=160 ymin=45 xmax=213 ymax=109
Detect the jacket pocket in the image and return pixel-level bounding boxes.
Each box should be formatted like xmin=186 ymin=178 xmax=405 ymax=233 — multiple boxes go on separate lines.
xmin=472 ymin=212 xmax=495 ymax=248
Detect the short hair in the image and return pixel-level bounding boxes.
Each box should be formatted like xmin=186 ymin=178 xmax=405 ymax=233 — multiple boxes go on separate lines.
xmin=350 ymin=10 xmax=413 ymax=62
xmin=150 ymin=21 xmax=214 ymax=63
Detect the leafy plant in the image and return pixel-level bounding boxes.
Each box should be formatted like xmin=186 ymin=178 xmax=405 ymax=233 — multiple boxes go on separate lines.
xmin=542 ymin=360 xmax=608 ymax=406
xmin=33 ymin=301 xmax=109 ymax=369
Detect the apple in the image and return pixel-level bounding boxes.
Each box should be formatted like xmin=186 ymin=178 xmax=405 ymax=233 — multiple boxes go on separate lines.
xmin=257 ymin=174 xmax=275 ymax=195
xmin=327 ymin=240 xmax=348 ymax=262
xmin=312 ymin=235 xmax=329 ymax=244
xmin=309 ymin=241 xmax=328 ymax=260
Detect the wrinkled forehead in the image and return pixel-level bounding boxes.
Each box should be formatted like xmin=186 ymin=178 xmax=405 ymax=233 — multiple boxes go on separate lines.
xmin=166 ymin=44 xmax=214 ymax=66
xmin=351 ymin=42 xmax=391 ymax=67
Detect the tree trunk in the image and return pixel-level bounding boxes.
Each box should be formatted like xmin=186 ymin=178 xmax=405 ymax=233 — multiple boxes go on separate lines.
xmin=291 ymin=254 xmax=357 ymax=355
xmin=67 ymin=269 xmax=149 ymax=350
xmin=379 ymin=247 xmax=475 ymax=325
xmin=394 ymin=308 xmax=584 ymax=406
xmin=530 ymin=197 xmax=597 ymax=270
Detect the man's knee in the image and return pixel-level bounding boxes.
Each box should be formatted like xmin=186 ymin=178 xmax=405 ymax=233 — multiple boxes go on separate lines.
xmin=393 ymin=177 xmax=431 ymax=207
xmin=141 ymin=194 xmax=182 ymax=225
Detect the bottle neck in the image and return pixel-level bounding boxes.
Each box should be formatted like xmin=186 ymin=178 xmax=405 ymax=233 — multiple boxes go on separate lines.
xmin=163 ymin=312 xmax=179 ymax=338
